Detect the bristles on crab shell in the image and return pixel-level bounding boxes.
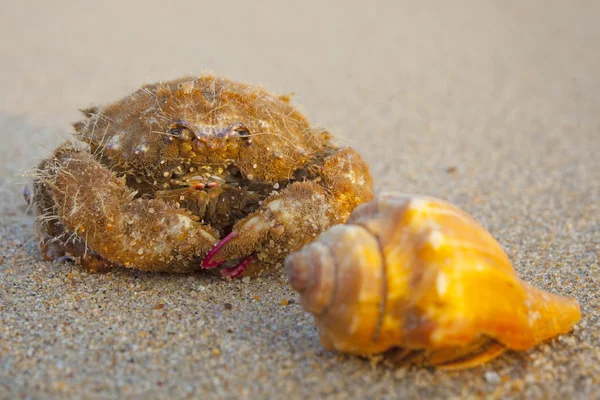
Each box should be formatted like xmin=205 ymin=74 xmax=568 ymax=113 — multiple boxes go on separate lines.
xmin=286 ymin=193 xmax=581 ymax=369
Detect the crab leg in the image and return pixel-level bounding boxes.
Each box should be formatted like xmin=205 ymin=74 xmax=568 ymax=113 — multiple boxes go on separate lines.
xmin=200 ymin=147 xmax=373 ymax=277
xmin=202 ymin=231 xmax=239 ymax=268
xmin=220 ymin=255 xmax=255 ymax=279
xmin=383 ymin=338 xmax=507 ymax=370
xmin=434 ymin=343 xmax=507 ymax=371
xmin=202 ymin=231 xmax=258 ymax=277
xmin=200 ymin=180 xmax=332 ymax=275
xmin=34 ymin=144 xmax=219 ymax=272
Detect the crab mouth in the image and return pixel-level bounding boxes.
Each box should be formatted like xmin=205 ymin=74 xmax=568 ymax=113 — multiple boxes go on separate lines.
xmin=170 ymin=173 xmax=228 ymax=191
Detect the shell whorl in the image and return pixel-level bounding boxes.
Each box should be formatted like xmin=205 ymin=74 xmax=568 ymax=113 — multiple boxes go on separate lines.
xmin=286 ymin=193 xmax=581 ymax=358
xmin=285 ymin=223 xmax=385 ymax=353
xmin=286 ymin=240 xmax=337 ymax=315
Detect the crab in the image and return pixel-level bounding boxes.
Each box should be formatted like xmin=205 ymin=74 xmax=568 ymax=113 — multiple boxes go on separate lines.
xmin=31 ymin=75 xmax=373 ymax=278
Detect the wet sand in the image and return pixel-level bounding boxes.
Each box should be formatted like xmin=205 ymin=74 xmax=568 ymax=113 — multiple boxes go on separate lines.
xmin=1 ymin=1 xmax=599 ymax=398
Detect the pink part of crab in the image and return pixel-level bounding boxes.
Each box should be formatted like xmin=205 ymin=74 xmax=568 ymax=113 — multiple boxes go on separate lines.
xmin=201 ymin=230 xmax=239 ymax=268
xmin=220 ymin=255 xmax=255 ymax=279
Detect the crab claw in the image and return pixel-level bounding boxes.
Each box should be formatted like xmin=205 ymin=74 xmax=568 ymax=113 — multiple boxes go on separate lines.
xmin=220 ymin=255 xmax=255 ymax=279
xmin=201 ymin=231 xmax=239 ymax=268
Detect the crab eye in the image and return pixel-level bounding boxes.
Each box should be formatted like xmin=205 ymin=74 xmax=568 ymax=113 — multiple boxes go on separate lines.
xmin=167 ymin=122 xmax=195 ymax=142
xmin=165 ymin=125 xmax=187 ymax=144
xmin=236 ymin=128 xmax=250 ymax=138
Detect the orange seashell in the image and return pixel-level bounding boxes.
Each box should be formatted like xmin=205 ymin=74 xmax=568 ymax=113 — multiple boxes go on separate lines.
xmin=286 ymin=193 xmax=581 ymax=369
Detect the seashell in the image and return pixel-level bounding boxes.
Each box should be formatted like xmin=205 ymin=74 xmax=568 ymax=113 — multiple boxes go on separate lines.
xmin=286 ymin=193 xmax=581 ymax=370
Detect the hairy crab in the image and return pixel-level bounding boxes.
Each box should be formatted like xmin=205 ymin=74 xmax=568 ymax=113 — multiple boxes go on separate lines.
xmin=286 ymin=193 xmax=581 ymax=369
xmin=31 ymin=75 xmax=373 ymax=278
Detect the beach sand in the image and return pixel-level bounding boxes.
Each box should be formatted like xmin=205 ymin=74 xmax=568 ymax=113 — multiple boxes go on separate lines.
xmin=1 ymin=1 xmax=598 ymax=398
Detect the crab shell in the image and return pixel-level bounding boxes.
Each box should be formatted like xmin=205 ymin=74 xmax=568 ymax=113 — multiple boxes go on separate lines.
xmin=285 ymin=193 xmax=581 ymax=369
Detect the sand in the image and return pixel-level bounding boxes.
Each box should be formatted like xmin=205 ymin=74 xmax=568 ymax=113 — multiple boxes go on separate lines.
xmin=1 ymin=0 xmax=599 ymax=398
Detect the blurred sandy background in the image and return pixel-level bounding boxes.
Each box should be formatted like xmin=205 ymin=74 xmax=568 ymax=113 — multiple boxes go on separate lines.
xmin=1 ymin=0 xmax=599 ymax=398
